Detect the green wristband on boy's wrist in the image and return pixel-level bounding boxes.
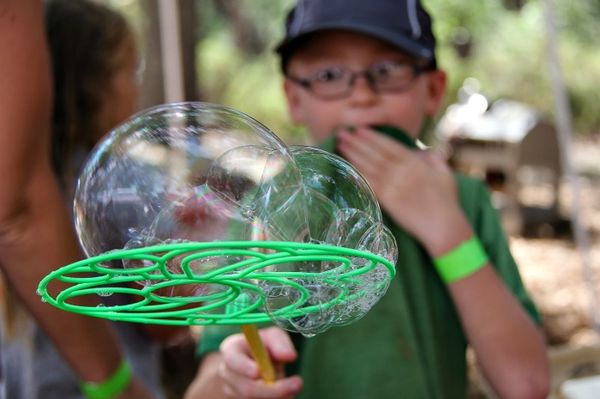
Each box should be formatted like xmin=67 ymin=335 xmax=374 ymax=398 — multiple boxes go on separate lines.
xmin=80 ymin=358 xmax=132 ymax=399
xmin=433 ymin=236 xmax=489 ymax=284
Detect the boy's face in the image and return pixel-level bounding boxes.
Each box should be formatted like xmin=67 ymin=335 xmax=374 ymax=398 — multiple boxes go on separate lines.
xmin=283 ymin=30 xmax=446 ymax=143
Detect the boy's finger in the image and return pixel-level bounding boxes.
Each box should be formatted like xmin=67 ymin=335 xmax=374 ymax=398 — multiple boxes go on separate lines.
xmin=221 ymin=335 xmax=260 ymax=378
xmin=425 ymin=149 xmax=450 ymax=168
xmin=338 ymin=144 xmax=380 ymax=179
xmin=354 ymin=126 xmax=413 ymax=159
xmin=337 ymin=129 xmax=391 ymax=180
xmin=336 ymin=129 xmax=386 ymax=165
xmin=260 ymin=327 xmax=297 ymax=362
xmin=337 ymin=127 xmax=416 ymax=170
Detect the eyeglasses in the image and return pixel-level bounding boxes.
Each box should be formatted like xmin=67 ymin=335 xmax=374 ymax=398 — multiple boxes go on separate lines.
xmin=287 ymin=60 xmax=434 ymax=100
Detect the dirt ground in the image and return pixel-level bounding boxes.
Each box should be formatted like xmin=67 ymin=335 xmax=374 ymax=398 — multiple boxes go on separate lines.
xmin=470 ymin=135 xmax=600 ymax=398
xmin=516 ymin=137 xmax=600 ymax=339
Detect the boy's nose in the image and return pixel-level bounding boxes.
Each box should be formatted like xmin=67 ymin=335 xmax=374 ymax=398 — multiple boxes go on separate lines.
xmin=348 ymin=74 xmax=378 ymax=105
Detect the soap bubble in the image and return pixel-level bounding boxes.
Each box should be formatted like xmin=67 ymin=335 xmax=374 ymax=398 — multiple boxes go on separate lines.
xmin=73 ymin=102 xmax=397 ymax=336
xmin=75 ymin=102 xmax=295 ymax=257
xmin=258 ymin=147 xmax=397 ymax=335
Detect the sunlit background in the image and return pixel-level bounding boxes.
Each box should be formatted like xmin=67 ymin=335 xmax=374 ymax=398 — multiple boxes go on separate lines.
xmin=109 ymin=0 xmax=600 ymax=144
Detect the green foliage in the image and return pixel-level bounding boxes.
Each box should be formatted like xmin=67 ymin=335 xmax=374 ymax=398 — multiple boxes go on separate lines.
xmin=562 ymin=46 xmax=600 ymax=132
xmin=425 ymin=0 xmax=600 ymax=134
xmin=113 ymin=0 xmax=600 ymax=137
xmin=558 ymin=0 xmax=600 ymax=46
xmin=195 ymin=0 xmax=304 ymax=142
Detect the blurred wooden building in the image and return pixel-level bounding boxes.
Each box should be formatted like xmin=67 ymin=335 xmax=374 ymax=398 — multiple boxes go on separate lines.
xmin=437 ymin=95 xmax=568 ymax=237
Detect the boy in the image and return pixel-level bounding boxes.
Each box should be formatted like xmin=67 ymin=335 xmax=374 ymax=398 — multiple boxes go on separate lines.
xmin=185 ymin=1 xmax=550 ymax=398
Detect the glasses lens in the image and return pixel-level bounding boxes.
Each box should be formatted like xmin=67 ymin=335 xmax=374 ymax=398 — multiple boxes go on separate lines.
xmin=370 ymin=61 xmax=416 ymax=92
xmin=310 ymin=67 xmax=351 ymax=99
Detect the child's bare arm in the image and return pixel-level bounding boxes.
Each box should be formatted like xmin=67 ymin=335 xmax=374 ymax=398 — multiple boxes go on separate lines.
xmin=447 ymin=258 xmax=549 ymax=399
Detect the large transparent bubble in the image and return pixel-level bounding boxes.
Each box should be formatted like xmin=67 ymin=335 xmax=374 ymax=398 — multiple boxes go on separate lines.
xmin=74 ymin=102 xmax=397 ymax=336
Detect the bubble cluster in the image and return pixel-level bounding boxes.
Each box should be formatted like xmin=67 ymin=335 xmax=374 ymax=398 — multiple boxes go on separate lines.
xmin=73 ymin=102 xmax=397 ymax=336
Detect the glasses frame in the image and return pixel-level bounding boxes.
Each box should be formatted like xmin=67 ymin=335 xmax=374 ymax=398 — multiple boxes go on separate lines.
xmin=287 ymin=61 xmax=435 ymax=101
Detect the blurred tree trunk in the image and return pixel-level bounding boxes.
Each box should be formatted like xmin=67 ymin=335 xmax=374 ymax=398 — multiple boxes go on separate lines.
xmin=139 ymin=0 xmax=201 ymax=109
xmin=179 ymin=0 xmax=201 ymax=101
xmin=139 ymin=0 xmax=164 ymax=108
xmin=213 ymin=0 xmax=264 ymax=56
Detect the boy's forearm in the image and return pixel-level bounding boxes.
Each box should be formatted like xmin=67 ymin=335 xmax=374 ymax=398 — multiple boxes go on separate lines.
xmin=429 ymin=224 xmax=549 ymax=396
xmin=423 ymin=214 xmax=549 ymax=398
xmin=448 ymin=266 xmax=550 ymax=399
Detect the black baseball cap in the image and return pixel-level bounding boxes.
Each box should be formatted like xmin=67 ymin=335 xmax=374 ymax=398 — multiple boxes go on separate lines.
xmin=276 ymin=0 xmax=437 ymax=71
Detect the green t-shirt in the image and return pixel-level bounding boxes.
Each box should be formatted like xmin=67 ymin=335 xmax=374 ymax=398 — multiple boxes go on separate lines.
xmin=198 ymin=167 xmax=541 ymax=399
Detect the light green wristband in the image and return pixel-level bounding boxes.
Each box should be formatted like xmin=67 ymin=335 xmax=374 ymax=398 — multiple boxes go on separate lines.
xmin=433 ymin=236 xmax=489 ymax=284
xmin=80 ymin=359 xmax=132 ymax=399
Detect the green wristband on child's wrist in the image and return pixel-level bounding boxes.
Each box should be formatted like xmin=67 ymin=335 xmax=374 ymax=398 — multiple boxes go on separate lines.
xmin=433 ymin=236 xmax=489 ymax=284
xmin=80 ymin=358 xmax=132 ymax=399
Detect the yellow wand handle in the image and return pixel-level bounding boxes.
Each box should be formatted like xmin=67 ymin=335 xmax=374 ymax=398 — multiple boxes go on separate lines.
xmin=243 ymin=223 xmax=276 ymax=382
xmin=241 ymin=324 xmax=276 ymax=383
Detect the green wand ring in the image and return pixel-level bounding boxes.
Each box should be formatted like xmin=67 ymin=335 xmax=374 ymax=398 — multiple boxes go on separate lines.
xmin=38 ymin=241 xmax=395 ymax=326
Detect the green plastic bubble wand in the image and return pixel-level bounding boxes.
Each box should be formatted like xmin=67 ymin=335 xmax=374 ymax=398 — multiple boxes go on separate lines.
xmin=38 ymin=240 xmax=395 ymax=383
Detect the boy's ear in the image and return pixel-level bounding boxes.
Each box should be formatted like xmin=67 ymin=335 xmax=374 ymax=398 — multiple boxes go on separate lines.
xmin=283 ymin=79 xmax=303 ymax=124
xmin=425 ymin=69 xmax=447 ymax=117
